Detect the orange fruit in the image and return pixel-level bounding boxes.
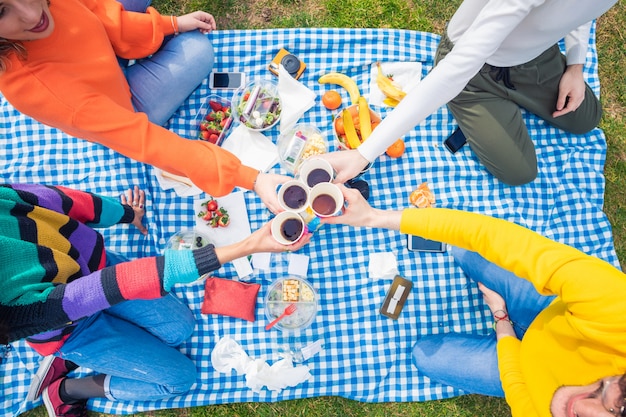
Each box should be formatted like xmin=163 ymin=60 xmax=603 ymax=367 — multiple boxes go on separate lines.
xmin=334 ymin=116 xmax=345 ymax=135
xmin=386 ymin=139 xmax=405 ymax=158
xmin=322 ymin=90 xmax=342 ymax=110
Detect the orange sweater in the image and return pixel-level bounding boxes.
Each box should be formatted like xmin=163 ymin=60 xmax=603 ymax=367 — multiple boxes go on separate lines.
xmin=0 ymin=0 xmax=258 ymax=196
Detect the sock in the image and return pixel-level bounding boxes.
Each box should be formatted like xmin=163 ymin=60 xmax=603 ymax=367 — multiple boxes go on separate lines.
xmin=58 ymin=379 xmax=82 ymax=404
xmin=62 ymin=375 xmax=106 ymax=402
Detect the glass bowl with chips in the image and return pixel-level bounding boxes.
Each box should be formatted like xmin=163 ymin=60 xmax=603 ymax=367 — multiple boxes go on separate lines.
xmin=264 ymin=276 xmax=318 ymax=331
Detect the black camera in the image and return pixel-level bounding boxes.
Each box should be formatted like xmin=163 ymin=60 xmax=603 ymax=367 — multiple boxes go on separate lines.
xmin=268 ymin=48 xmax=306 ymax=80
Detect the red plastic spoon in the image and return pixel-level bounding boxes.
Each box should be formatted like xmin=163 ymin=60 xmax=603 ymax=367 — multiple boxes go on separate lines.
xmin=265 ymin=303 xmax=298 ymax=330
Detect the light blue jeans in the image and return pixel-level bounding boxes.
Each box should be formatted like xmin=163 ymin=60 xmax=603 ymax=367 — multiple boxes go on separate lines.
xmin=56 ymin=251 xmax=197 ymax=401
xmin=118 ymin=0 xmax=215 ymax=126
xmin=411 ymin=247 xmax=556 ymax=397
xmin=59 ymin=294 xmax=197 ymax=401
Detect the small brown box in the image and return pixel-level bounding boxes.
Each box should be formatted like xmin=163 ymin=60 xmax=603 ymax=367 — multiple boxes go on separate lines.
xmin=380 ymin=275 xmax=413 ymax=320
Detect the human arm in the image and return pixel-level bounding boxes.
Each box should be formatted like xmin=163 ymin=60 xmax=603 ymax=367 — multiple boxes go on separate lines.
xmin=1 ymin=184 xmax=138 ymax=229
xmin=477 ymin=282 xmax=537 ymax=416
xmin=477 ymin=282 xmax=516 ymax=341
xmin=320 ymin=1 xmax=542 ymax=182
xmin=119 ymin=186 xmax=148 ymax=235
xmin=215 ymin=220 xmax=312 ymax=264
xmin=175 ymin=11 xmax=217 ymax=35
xmin=1 ymin=219 xmax=310 ymax=343
xmin=323 ymin=184 xmax=626 ymax=325
xmin=553 ymin=22 xmax=593 ymax=118
xmin=253 ymin=173 xmax=293 ymax=214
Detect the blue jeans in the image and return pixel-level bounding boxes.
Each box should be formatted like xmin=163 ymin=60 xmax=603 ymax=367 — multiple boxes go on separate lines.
xmin=57 ymin=250 xmax=197 ymax=401
xmin=59 ymin=294 xmax=197 ymax=401
xmin=118 ymin=0 xmax=215 ymax=126
xmin=411 ymin=247 xmax=555 ymax=397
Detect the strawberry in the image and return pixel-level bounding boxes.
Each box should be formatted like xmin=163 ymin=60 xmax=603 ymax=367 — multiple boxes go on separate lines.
xmin=208 ymin=134 xmax=219 ymax=144
xmin=217 ymin=215 xmax=230 ymax=227
xmin=209 ymin=100 xmax=222 ymax=111
xmin=209 ymin=216 xmax=219 ymax=228
xmin=220 ymin=117 xmax=231 ymax=128
xmin=206 ymin=199 xmax=218 ymax=212
xmin=200 ymin=131 xmax=210 ymax=140
xmin=202 ymin=212 xmax=212 ymax=221
xmin=205 ymin=113 xmax=216 ymax=121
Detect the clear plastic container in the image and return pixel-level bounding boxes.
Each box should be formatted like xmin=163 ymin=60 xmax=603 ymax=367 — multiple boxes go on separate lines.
xmin=195 ymin=94 xmax=233 ymax=146
xmin=165 ymin=229 xmax=213 ymax=251
xmin=277 ymin=124 xmax=328 ymax=174
xmin=264 ymin=276 xmax=318 ymax=331
xmin=231 ymin=79 xmax=281 ymax=131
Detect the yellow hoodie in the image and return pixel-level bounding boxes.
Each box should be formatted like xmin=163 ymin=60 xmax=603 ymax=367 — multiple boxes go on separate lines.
xmin=400 ymin=208 xmax=626 ymax=417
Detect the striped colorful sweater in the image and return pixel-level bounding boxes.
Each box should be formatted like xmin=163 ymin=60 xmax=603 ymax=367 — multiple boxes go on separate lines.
xmin=0 ymin=184 xmax=220 ymax=355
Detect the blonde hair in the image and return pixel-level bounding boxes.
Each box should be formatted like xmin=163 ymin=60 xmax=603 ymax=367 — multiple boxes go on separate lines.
xmin=0 ymin=39 xmax=26 ymax=72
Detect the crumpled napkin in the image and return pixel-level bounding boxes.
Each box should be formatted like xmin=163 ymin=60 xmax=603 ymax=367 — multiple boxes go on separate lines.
xmin=368 ymin=61 xmax=423 ymax=107
xmin=368 ymin=252 xmax=399 ymax=280
xmin=211 ymin=336 xmax=312 ymax=393
xmin=278 ymin=64 xmax=316 ymax=133
xmin=221 ymin=125 xmax=279 ymax=173
xmin=153 ymin=168 xmax=203 ymax=197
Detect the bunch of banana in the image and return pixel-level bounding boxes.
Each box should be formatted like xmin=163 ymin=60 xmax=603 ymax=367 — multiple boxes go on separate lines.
xmin=376 ymin=62 xmax=406 ymax=106
xmin=341 ymin=108 xmax=362 ymax=149
xmin=358 ymin=96 xmax=372 ymax=142
xmin=318 ymin=72 xmax=360 ymax=104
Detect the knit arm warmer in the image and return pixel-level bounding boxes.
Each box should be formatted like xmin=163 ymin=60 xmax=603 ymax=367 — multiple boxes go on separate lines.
xmin=162 ymin=245 xmax=221 ymax=291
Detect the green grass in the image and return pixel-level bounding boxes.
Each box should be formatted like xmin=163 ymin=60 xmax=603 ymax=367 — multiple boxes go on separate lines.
xmin=23 ymin=1 xmax=626 ymax=416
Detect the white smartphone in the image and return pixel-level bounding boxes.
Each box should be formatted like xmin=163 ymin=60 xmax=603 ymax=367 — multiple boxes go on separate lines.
xmin=208 ymin=72 xmax=246 ymax=90
xmin=407 ymin=235 xmax=447 ymax=253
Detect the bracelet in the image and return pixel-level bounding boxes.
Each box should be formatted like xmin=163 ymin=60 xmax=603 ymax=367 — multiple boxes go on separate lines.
xmin=170 ymin=15 xmax=179 ymax=36
xmin=492 ymin=309 xmax=508 ymax=321
xmin=492 ymin=309 xmax=513 ymax=331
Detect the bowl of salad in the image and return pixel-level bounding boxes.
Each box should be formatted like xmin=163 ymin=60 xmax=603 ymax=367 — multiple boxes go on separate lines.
xmin=231 ymin=79 xmax=281 ymax=131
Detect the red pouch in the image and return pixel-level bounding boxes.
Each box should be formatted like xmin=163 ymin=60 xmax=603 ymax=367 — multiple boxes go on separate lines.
xmin=201 ymin=277 xmax=260 ymax=322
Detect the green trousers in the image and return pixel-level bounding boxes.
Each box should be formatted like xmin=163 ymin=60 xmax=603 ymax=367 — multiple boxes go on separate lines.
xmin=436 ymin=34 xmax=602 ymax=185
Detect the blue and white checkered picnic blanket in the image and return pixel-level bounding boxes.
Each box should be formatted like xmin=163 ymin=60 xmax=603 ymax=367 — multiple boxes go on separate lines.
xmin=0 ymin=26 xmax=619 ymax=416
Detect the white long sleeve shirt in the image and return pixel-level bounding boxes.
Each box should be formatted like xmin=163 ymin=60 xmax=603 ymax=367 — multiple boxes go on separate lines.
xmin=358 ymin=0 xmax=616 ymax=162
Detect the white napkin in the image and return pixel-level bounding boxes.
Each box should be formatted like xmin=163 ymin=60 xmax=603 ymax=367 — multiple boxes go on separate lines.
xmin=221 ymin=125 xmax=279 ymax=173
xmin=278 ymin=64 xmax=317 ymax=133
xmin=211 ymin=337 xmax=312 ymax=393
xmin=368 ymin=252 xmax=399 ymax=280
xmin=194 ymin=191 xmax=253 ymax=279
xmin=368 ymin=61 xmax=423 ymax=107
xmin=153 ymin=168 xmax=203 ymax=197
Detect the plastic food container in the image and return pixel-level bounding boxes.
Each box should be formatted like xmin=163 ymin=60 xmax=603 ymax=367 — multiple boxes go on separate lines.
xmin=277 ymin=124 xmax=328 ymax=174
xmin=231 ymin=79 xmax=281 ymax=131
xmin=334 ymin=103 xmax=381 ymax=150
xmin=195 ymin=95 xmax=233 ymax=146
xmin=165 ymin=229 xmax=213 ymax=251
xmin=264 ymin=276 xmax=318 ymax=331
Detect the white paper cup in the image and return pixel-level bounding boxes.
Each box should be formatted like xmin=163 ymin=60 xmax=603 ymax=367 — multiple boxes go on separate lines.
xmin=297 ymin=158 xmax=335 ymax=188
xmin=271 ymin=211 xmax=307 ymax=245
xmin=277 ymin=180 xmax=310 ymax=213
xmin=309 ymin=182 xmax=344 ymax=217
